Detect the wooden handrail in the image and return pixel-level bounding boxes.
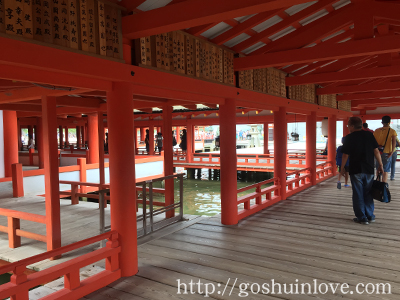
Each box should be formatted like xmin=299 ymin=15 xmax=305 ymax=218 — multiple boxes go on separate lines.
xmin=0 ymin=231 xmax=118 ymax=275
xmin=0 ymin=208 xmax=46 ymax=224
xmin=237 ymin=177 xmax=277 ymax=193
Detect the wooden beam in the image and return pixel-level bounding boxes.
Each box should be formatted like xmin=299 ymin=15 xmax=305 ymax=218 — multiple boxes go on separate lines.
xmin=317 ymin=80 xmax=400 ymax=95
xmin=337 ymin=91 xmax=400 ymax=101
xmin=56 ymin=96 xmax=103 ymax=108
xmin=0 ymin=64 xmax=110 ymax=92
xmin=249 ymin=3 xmax=354 ymax=55
xmin=288 ymin=30 xmax=354 ymax=75
xmin=0 ymin=87 xmax=89 ymax=104
xmin=235 ymin=35 xmax=400 ymax=71
xmin=352 ymin=98 xmax=400 ymax=109
xmin=122 ymin=0 xmax=317 ymax=39
xmin=0 ymin=104 xmax=42 ymax=112
xmin=286 ymin=65 xmax=400 ymax=86
xmin=233 ymin=0 xmax=339 ymax=53
xmin=211 ymin=9 xmax=281 ymax=45
xmin=186 ymin=23 xmax=218 ymax=36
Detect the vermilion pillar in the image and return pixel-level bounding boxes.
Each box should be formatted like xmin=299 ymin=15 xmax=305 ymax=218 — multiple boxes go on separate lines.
xmin=81 ymin=126 xmax=85 ymax=148
xmin=220 ymin=99 xmax=237 ymax=225
xmin=186 ymin=120 xmax=193 ymax=163
xmin=59 ymin=125 xmax=63 ymax=149
xmin=328 ymin=115 xmax=337 ymax=176
xmin=140 ymin=127 xmax=145 ymax=142
xmin=64 ymin=127 xmax=69 ymax=146
xmin=87 ymin=114 xmax=99 ymax=164
xmin=42 ymin=96 xmax=61 ymax=252
xmin=84 ymin=124 xmax=88 ymax=148
xmin=107 ymin=82 xmax=137 ymax=277
xmin=76 ymin=126 xmax=81 ymax=148
xmin=149 ymin=123 xmax=155 ymax=155
xmin=274 ymin=107 xmax=287 ymax=200
xmin=306 ymin=112 xmax=317 ymax=185
xmin=98 ymin=112 xmax=105 ymax=189
xmin=134 ymin=127 xmax=138 ymax=149
xmin=163 ymin=105 xmax=174 ymax=218
xmin=37 ymin=118 xmax=44 ymax=169
xmin=263 ymin=122 xmax=269 ymax=154
xmin=3 ymin=111 xmax=19 ymax=178
xmin=177 ymin=126 xmax=182 ymax=145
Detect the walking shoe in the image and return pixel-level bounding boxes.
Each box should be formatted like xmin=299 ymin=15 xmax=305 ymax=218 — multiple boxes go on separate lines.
xmin=337 ymin=182 xmax=341 ymax=189
xmin=353 ymin=218 xmax=369 ymax=225
xmin=344 ymin=184 xmax=350 ymax=188
xmin=368 ymin=218 xmax=376 ymax=223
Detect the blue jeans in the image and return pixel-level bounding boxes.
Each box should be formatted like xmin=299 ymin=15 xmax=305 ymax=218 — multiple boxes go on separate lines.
xmin=350 ymin=174 xmax=375 ymax=222
xmin=376 ymin=153 xmax=392 ymax=172
xmin=391 ymin=151 xmax=397 ymax=180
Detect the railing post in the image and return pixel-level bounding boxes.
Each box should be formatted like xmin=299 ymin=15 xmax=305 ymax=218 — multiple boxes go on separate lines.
xmin=8 ymin=217 xmax=21 ymax=248
xmin=295 ymin=173 xmax=300 ymax=188
xmin=105 ymin=232 xmax=119 ymax=272
xmin=78 ymin=158 xmax=87 ymax=193
xmin=149 ymin=181 xmax=154 ymax=233
xmin=71 ymin=184 xmax=79 ymax=205
xmin=29 ymin=148 xmax=34 ymax=166
xmin=142 ymin=182 xmax=147 ymax=236
xmin=64 ymin=269 xmax=80 ymax=290
xmin=255 ymin=185 xmax=261 ymax=204
xmin=179 ymin=174 xmax=184 ymax=220
xmin=244 ymin=200 xmax=250 ymax=210
xmin=99 ymin=190 xmax=106 ymax=248
xmin=12 ymin=163 xmax=24 ymax=198
xmin=10 ymin=265 xmax=28 ymax=300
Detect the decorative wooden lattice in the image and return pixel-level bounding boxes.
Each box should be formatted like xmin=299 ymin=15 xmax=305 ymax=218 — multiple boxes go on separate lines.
xmin=136 ymin=30 xmax=235 ymax=86
xmin=239 ymin=67 xmax=286 ymax=98
xmin=0 ymin=0 xmax=123 ymax=59
xmin=337 ymin=100 xmax=351 ymax=111
xmin=288 ymin=84 xmax=316 ymax=103
xmin=318 ymin=94 xmax=337 ymax=108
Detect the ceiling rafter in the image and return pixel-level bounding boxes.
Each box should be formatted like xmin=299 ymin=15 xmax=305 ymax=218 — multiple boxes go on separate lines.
xmin=210 ymin=9 xmax=282 ymax=45
xmin=235 ymin=34 xmax=400 ymax=71
xmin=249 ymin=3 xmax=355 ymax=56
xmin=338 ymin=90 xmax=400 ymax=101
xmin=285 ymin=28 xmax=355 ymax=75
xmin=287 ymin=65 xmax=400 ymax=86
xmin=232 ymin=0 xmax=340 ymax=53
xmin=122 ymin=0 xmax=318 ymax=39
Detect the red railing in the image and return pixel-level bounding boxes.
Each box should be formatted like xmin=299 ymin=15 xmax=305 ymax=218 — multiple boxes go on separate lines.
xmin=0 ymin=208 xmax=46 ymax=248
xmin=0 ymin=231 xmax=121 ymax=300
xmin=237 ymin=178 xmax=281 ymax=221
xmin=175 ymin=152 xmax=327 ymax=169
xmin=59 ymin=180 xmax=166 ymax=207
xmin=173 ymin=149 xmax=188 ymax=162
xmin=286 ymin=168 xmax=313 ymax=198
xmin=316 ymin=161 xmax=334 ymax=183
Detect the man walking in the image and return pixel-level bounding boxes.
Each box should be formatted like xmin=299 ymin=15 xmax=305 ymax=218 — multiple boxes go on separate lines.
xmin=341 ymin=117 xmax=383 ymax=225
xmin=373 ymin=115 xmax=397 ymax=182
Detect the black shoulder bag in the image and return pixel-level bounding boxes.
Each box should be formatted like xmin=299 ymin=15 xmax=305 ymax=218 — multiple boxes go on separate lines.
xmin=371 ymin=175 xmax=391 ymax=203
